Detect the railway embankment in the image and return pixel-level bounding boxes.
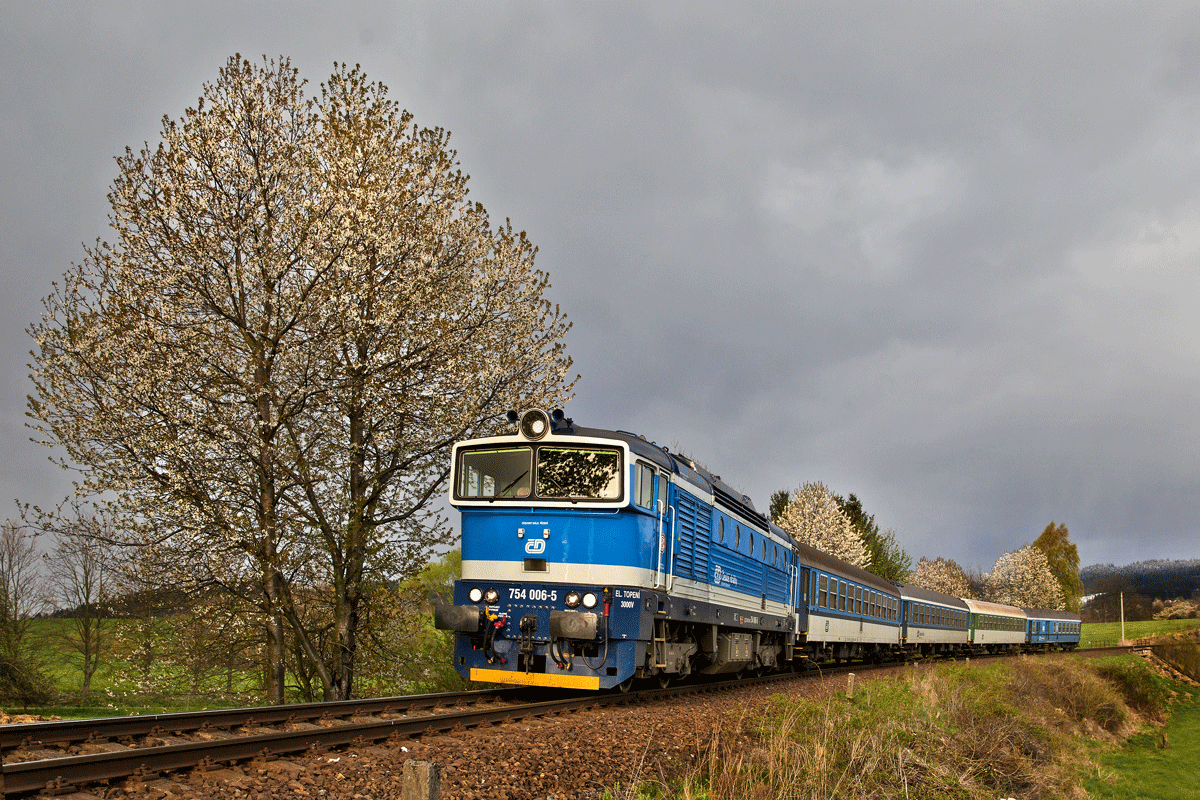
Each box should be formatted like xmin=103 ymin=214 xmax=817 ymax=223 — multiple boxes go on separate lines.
xmin=644 ymin=653 xmax=1191 ymax=800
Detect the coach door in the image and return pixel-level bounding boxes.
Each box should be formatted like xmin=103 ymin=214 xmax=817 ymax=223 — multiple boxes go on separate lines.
xmin=795 ymin=566 xmax=809 ymax=634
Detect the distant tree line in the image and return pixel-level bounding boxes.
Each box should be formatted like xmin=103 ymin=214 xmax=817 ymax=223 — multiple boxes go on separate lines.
xmin=769 ymin=486 xmax=1082 ymax=612
xmin=1081 ymin=560 xmax=1200 ymax=600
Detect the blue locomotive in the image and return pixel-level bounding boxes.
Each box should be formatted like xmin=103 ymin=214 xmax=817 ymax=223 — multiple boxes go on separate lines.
xmin=434 ymin=411 xmax=1079 ymax=690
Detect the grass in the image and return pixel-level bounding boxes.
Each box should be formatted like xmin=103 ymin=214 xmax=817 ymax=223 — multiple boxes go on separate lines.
xmin=608 ymin=654 xmax=1182 ymax=800
xmin=1085 ymin=692 xmax=1200 ymax=800
xmin=10 ymin=617 xmax=266 ymax=718
xmin=1081 ymin=618 xmax=1200 ymax=648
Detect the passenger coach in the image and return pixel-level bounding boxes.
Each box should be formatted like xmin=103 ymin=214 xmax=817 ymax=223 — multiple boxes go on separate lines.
xmin=1023 ymin=608 xmax=1081 ymax=651
xmin=897 ymin=584 xmax=969 ymax=657
xmin=965 ymin=598 xmax=1026 ymax=653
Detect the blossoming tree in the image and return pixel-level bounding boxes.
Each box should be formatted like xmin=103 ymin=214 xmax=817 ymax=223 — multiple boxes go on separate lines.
xmin=774 ymin=482 xmax=869 ymax=569
xmin=28 ymin=56 xmax=575 ymax=702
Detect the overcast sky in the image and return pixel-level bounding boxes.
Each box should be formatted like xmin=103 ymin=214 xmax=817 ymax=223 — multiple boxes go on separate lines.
xmin=3 ymin=2 xmax=1198 ymax=572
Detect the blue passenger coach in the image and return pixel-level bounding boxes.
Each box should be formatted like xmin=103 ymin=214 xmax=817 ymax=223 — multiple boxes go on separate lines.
xmin=896 ymin=583 xmax=970 ymax=657
xmin=1023 ymin=608 xmax=1081 ymax=651
xmin=798 ymin=541 xmax=901 ymax=663
xmin=436 ymin=410 xmax=795 ymax=690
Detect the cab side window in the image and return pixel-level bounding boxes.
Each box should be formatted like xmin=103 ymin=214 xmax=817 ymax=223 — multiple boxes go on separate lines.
xmin=635 ymin=463 xmax=654 ymax=510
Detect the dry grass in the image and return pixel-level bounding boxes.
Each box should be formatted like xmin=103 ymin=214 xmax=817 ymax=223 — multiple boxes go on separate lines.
xmin=649 ymin=656 xmax=1175 ymax=800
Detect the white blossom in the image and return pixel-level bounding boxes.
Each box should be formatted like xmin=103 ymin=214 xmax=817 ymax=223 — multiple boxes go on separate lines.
xmin=775 ymin=482 xmax=870 ymax=569
xmin=909 ymin=556 xmax=974 ymax=599
xmin=983 ymin=545 xmax=1065 ymax=610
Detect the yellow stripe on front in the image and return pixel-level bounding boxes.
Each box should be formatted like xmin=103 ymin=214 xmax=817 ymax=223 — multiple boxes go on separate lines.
xmin=470 ymin=667 xmax=600 ymax=690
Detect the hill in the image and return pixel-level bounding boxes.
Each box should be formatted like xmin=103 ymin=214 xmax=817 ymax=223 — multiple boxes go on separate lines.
xmin=1082 ymin=559 xmax=1200 ymax=599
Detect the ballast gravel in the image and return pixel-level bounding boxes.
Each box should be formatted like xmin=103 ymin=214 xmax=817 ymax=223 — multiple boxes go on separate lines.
xmin=65 ymin=669 xmax=905 ymax=800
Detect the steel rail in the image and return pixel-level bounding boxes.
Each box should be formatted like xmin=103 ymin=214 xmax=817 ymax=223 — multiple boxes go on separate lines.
xmin=0 ymin=687 xmax=521 ymax=755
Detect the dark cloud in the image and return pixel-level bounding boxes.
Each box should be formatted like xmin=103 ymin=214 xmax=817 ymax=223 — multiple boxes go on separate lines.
xmin=4 ymin=2 xmax=1197 ymax=571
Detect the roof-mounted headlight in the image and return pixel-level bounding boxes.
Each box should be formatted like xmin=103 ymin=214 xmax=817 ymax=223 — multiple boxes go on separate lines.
xmin=519 ymin=409 xmax=551 ymax=440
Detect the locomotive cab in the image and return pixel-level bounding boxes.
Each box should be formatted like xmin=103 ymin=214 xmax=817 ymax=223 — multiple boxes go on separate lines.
xmin=435 ymin=410 xmax=660 ymax=689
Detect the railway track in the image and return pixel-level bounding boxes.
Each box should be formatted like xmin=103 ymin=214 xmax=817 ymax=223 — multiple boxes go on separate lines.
xmin=0 ymin=647 xmax=1119 ymax=798
xmin=0 ymin=672 xmax=802 ymax=797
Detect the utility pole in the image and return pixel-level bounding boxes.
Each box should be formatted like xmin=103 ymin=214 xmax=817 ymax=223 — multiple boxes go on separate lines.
xmin=1120 ymin=591 xmax=1125 ymax=643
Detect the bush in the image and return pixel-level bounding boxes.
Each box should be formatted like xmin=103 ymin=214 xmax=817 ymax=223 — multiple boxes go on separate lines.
xmin=1011 ymin=658 xmax=1130 ymax=733
xmin=1155 ymin=634 xmax=1200 ymax=682
xmin=1090 ymin=657 xmax=1173 ymax=721
xmin=0 ymin=651 xmax=54 ymax=707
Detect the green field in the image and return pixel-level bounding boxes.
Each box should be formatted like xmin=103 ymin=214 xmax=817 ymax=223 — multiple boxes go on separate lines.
xmin=1081 ymin=618 xmax=1200 ymax=648
xmin=1085 ymin=692 xmax=1200 ymax=800
xmin=14 ymin=617 xmax=266 ymax=718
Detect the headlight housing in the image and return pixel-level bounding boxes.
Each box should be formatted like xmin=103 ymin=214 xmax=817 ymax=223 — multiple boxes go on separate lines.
xmin=468 ymin=587 xmax=483 ymax=603
xmin=565 ymin=590 xmax=581 ymax=608
xmin=582 ymin=591 xmax=598 ymax=609
xmin=484 ymin=588 xmax=499 ymax=604
xmin=519 ymin=409 xmax=551 ymax=440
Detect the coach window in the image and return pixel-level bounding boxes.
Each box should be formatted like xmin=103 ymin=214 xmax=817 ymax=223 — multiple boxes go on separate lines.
xmin=818 ymin=575 xmax=828 ymax=607
xmin=855 ymin=587 xmax=862 ymax=614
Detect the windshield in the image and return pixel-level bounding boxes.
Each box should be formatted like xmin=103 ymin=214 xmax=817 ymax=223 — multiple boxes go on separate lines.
xmin=455 ymin=443 xmax=623 ymax=502
xmin=457 ymin=446 xmax=532 ymax=498
xmin=536 ymin=447 xmax=622 ymax=500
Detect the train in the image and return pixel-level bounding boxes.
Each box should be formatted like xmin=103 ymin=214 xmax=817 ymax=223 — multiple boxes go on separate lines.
xmin=434 ymin=410 xmax=1080 ymax=690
